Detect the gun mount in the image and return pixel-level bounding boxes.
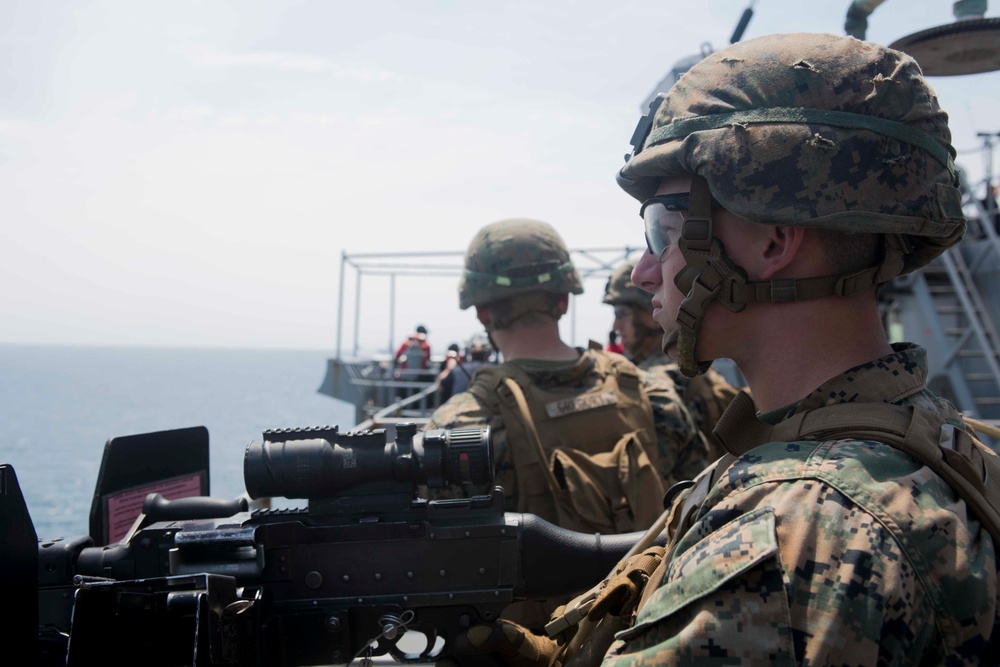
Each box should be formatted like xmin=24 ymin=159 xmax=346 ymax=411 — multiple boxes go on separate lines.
xmin=16 ymin=422 xmax=651 ymax=666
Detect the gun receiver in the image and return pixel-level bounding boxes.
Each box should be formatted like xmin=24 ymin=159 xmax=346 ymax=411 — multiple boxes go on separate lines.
xmin=24 ymin=423 xmax=649 ymax=666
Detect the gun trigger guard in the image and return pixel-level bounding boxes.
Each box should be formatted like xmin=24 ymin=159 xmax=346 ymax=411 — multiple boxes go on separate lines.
xmin=385 ymin=619 xmax=439 ymax=663
xmin=544 ymin=591 xmax=597 ymax=637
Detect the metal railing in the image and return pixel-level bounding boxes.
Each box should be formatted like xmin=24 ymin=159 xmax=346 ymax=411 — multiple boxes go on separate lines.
xmin=353 ymin=384 xmax=438 ymax=431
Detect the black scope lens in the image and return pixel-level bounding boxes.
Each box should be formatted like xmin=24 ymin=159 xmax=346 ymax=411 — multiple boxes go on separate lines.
xmin=419 ymin=427 xmax=493 ymax=489
xmin=243 ymin=424 xmax=491 ymax=500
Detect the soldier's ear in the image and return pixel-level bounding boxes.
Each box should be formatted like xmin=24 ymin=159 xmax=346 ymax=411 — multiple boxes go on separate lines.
xmin=758 ymin=225 xmax=807 ymax=280
xmin=558 ymin=294 xmax=569 ymax=315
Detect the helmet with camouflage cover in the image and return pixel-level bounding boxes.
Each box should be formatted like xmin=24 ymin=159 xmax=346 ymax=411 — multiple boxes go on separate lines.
xmin=465 ymin=333 xmax=492 ymax=361
xmin=603 ymin=260 xmax=652 ymax=312
xmin=616 ymin=32 xmax=966 ymax=377
xmin=619 ymin=32 xmax=964 ymax=276
xmin=458 ymin=219 xmax=583 ymax=310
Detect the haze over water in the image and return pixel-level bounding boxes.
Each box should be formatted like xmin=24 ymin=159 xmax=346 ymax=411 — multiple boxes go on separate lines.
xmin=1 ymin=344 xmax=354 ymax=539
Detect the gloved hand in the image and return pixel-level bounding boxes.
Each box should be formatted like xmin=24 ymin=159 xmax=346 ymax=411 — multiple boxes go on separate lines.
xmin=585 ymin=546 xmax=665 ymax=622
xmin=452 ymin=547 xmax=666 ymax=667
xmin=453 ymin=619 xmax=566 ymax=667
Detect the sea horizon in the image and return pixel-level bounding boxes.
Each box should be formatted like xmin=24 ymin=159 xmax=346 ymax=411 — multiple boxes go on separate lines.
xmin=1 ymin=344 xmax=355 ymax=539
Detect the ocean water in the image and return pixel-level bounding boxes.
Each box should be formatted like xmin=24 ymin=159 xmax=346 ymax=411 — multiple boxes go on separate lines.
xmin=0 ymin=344 xmax=355 ymax=540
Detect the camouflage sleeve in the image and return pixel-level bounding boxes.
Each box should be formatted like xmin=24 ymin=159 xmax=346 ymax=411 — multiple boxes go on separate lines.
xmin=426 ymin=390 xmax=494 ymax=431
xmin=640 ymin=369 xmax=710 ymax=487
xmin=602 ymin=453 xmax=995 ymax=666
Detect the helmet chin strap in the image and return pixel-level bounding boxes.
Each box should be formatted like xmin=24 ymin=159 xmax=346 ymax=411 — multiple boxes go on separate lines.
xmin=663 ymin=175 xmax=720 ymax=378
xmin=664 ymin=175 xmax=886 ymax=378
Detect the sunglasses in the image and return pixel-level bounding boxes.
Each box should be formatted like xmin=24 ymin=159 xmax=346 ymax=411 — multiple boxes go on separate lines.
xmin=640 ymin=194 xmax=694 ymax=260
xmin=640 ymin=192 xmax=721 ymax=260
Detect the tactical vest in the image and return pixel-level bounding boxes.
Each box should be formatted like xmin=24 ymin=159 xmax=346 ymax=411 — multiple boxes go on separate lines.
xmin=468 ymin=351 xmax=662 ymax=534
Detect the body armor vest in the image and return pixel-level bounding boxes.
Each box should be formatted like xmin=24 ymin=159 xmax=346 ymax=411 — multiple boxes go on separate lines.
xmin=468 ymin=351 xmax=660 ymax=533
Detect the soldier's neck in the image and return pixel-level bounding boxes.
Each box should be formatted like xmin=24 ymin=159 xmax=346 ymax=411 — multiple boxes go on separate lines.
xmin=492 ymin=326 xmax=579 ymax=363
xmin=731 ymin=297 xmax=892 ymax=412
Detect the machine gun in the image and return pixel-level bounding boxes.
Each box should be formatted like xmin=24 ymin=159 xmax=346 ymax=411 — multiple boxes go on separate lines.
xmin=9 ymin=422 xmax=648 ymax=666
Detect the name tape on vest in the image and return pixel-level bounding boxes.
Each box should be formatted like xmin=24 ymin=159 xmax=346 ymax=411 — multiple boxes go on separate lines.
xmin=545 ymin=391 xmax=619 ymax=418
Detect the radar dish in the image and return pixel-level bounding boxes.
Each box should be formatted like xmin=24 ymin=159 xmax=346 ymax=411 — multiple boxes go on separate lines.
xmin=889 ymin=17 xmax=1000 ymax=76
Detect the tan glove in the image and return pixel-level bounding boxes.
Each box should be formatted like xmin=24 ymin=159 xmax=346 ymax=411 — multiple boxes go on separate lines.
xmin=453 ymin=620 xmax=566 ymax=667
xmin=585 ymin=546 xmax=665 ymax=622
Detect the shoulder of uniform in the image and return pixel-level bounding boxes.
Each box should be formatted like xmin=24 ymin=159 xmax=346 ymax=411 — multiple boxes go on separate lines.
xmin=427 ymin=391 xmax=493 ymax=429
xmin=587 ymin=348 xmax=643 ymax=378
xmin=639 ymin=365 xmax=685 ymax=402
xmin=466 ymin=362 xmax=536 ymax=404
xmin=713 ymin=436 xmax=939 ymax=499
xmin=703 ymin=437 xmax=989 ymax=566
xmin=637 ymin=360 xmax=678 ymax=384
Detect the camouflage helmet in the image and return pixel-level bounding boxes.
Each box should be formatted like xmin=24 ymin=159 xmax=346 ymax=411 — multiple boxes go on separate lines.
xmin=465 ymin=333 xmax=492 ymax=355
xmin=602 ymin=260 xmax=652 ymax=311
xmin=617 ymin=32 xmax=965 ymax=277
xmin=458 ymin=219 xmax=584 ymax=310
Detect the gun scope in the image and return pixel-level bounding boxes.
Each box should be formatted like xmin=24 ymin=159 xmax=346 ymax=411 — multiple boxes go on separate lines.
xmin=243 ymin=423 xmax=491 ymax=500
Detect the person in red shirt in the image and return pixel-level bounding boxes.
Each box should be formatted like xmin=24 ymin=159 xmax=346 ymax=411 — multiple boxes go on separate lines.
xmin=605 ymin=329 xmax=625 ymax=355
xmin=394 ymin=325 xmax=431 ymax=369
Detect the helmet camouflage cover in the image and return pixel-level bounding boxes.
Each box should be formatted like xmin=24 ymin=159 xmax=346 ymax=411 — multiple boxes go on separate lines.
xmin=603 ymin=260 xmax=653 ymax=311
xmin=459 ymin=219 xmax=584 ymax=309
xmin=617 ymin=32 xmax=965 ymax=277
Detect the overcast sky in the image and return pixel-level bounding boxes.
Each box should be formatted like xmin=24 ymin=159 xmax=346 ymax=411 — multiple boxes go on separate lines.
xmin=4 ymin=0 xmax=999 ymax=356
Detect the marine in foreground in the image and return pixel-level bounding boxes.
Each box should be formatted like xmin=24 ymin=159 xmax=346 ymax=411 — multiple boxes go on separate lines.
xmin=457 ymin=32 xmax=1000 ymax=666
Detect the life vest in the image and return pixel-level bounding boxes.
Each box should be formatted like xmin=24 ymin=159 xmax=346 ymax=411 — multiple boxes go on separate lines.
xmin=398 ymin=336 xmax=429 ymax=369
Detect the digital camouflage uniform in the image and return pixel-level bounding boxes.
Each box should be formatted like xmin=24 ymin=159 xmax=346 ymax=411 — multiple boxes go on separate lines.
xmin=639 ymin=352 xmax=736 ymax=463
xmin=449 ymin=34 xmax=999 ymax=667
xmin=603 ymin=32 xmax=996 ymax=666
xmin=426 ymin=348 xmax=706 ymax=502
xmin=604 ymin=344 xmax=999 ymax=665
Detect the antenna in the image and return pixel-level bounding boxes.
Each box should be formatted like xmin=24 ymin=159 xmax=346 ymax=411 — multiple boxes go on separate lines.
xmin=730 ymin=0 xmax=758 ymax=44
xmin=639 ymin=0 xmax=759 ymax=109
